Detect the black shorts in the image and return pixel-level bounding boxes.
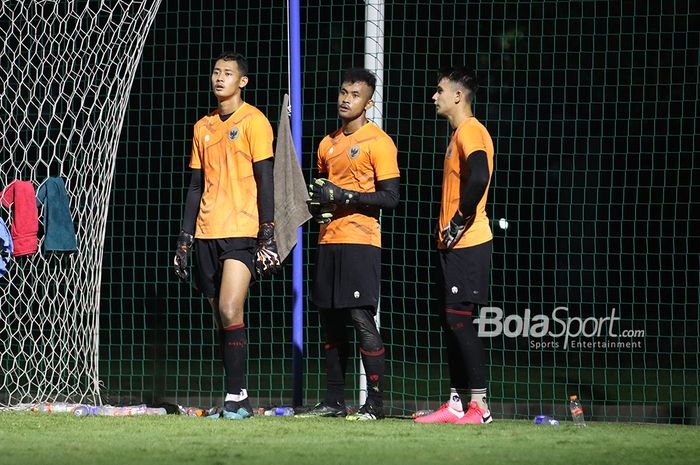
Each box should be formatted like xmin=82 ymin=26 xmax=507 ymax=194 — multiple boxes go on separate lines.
xmin=193 ymin=237 xmax=257 ymax=298
xmin=439 ymin=240 xmax=492 ymax=306
xmin=312 ymin=244 xmax=381 ymax=310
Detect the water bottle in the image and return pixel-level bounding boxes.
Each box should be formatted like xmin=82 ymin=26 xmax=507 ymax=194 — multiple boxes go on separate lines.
xmin=145 ymin=407 xmax=167 ymax=416
xmin=412 ymin=409 xmax=434 ymax=419
xmin=94 ymin=404 xmax=167 ymax=416
xmin=263 ymin=407 xmax=295 ymax=416
xmin=74 ymin=405 xmax=98 ymax=417
xmin=569 ymin=395 xmax=586 ymax=427
xmin=178 ymin=405 xmax=207 ymax=417
xmin=273 ymin=407 xmax=295 ymax=416
xmin=534 ymin=415 xmax=559 ymax=426
xmin=32 ymin=402 xmax=78 ymax=414
xmin=97 ymin=405 xmax=146 ymax=416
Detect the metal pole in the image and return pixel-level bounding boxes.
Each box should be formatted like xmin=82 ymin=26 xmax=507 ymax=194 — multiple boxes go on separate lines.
xmin=359 ymin=0 xmax=384 ymax=407
xmin=289 ymin=0 xmax=304 ymax=408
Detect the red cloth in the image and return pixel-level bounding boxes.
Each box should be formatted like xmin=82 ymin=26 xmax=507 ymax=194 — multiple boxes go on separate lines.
xmin=1 ymin=180 xmax=39 ymax=256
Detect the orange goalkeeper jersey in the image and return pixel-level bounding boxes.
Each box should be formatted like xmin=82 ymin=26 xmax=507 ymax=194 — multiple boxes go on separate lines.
xmin=189 ymin=102 xmax=274 ymax=239
xmin=317 ymin=122 xmax=399 ymax=247
xmin=438 ymin=116 xmax=494 ymax=249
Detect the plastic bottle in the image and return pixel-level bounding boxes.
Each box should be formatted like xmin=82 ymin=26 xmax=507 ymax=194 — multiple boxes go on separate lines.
xmin=145 ymin=407 xmax=168 ymax=416
xmin=178 ymin=405 xmax=207 ymax=417
xmin=74 ymin=405 xmax=98 ymax=417
xmin=533 ymin=415 xmax=559 ymax=426
xmin=273 ymin=407 xmax=295 ymax=416
xmin=262 ymin=407 xmax=295 ymax=416
xmin=89 ymin=404 xmax=167 ymax=416
xmin=569 ymin=395 xmax=586 ymax=427
xmin=412 ymin=409 xmax=434 ymax=419
xmin=32 ymin=402 xmax=78 ymax=414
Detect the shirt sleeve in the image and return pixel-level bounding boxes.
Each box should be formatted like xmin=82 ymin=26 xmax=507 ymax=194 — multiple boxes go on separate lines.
xmin=370 ymin=135 xmax=400 ymax=181
xmin=458 ymin=124 xmax=488 ymax=160
xmin=248 ymin=114 xmax=274 ymax=163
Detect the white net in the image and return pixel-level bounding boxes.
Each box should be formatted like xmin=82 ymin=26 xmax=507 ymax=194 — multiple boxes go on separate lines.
xmin=0 ymin=0 xmax=161 ymax=407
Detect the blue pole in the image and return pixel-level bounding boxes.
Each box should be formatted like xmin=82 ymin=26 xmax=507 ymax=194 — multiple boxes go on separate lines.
xmin=289 ymin=0 xmax=304 ymax=408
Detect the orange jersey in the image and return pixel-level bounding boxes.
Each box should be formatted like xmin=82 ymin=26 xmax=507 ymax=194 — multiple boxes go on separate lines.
xmin=189 ymin=103 xmax=274 ymax=239
xmin=317 ymin=122 xmax=399 ymax=247
xmin=438 ymin=117 xmax=494 ymax=249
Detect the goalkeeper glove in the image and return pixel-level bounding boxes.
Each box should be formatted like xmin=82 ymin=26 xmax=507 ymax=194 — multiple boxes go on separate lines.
xmin=174 ymin=230 xmax=194 ymax=280
xmin=440 ymin=211 xmax=474 ymax=249
xmin=308 ymin=178 xmax=356 ymax=205
xmin=255 ymin=222 xmax=281 ymax=277
xmin=306 ymin=199 xmax=336 ymax=224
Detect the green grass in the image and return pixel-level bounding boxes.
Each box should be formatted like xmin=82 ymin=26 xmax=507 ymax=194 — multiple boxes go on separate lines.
xmin=1 ymin=412 xmax=699 ymax=465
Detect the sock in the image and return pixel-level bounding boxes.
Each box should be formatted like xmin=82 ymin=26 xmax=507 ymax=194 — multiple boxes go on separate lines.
xmin=324 ymin=341 xmax=349 ymax=405
xmin=471 ymin=388 xmax=488 ymax=410
xmin=444 ymin=305 xmax=487 ymax=391
xmin=225 ymin=389 xmax=248 ymax=402
xmin=222 ymin=323 xmax=247 ymax=397
xmin=449 ymin=387 xmax=464 ymax=411
xmin=350 ymin=307 xmax=385 ymax=405
xmin=360 ymin=346 xmax=385 ymax=404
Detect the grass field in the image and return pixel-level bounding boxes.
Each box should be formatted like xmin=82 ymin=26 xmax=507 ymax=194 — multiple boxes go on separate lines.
xmin=1 ymin=412 xmax=699 ymax=465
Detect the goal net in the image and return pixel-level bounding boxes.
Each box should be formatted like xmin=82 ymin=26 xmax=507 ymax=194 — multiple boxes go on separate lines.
xmin=0 ymin=0 xmax=161 ymax=407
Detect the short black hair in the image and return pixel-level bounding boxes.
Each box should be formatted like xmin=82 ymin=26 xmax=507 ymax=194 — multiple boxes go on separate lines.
xmin=437 ymin=66 xmax=479 ymax=96
xmin=214 ymin=51 xmax=249 ymax=76
xmin=342 ymin=67 xmax=377 ymax=96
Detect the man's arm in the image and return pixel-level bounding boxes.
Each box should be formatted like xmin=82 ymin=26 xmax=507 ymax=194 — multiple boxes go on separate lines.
xmin=181 ymin=169 xmax=203 ymax=234
xmin=458 ymin=150 xmax=489 ymax=217
xmin=174 ymin=169 xmax=203 ymax=280
xmin=252 ymin=158 xmax=274 ymax=223
xmin=441 ymin=150 xmax=490 ymax=248
xmin=308 ymin=176 xmax=400 ymax=210
xmin=252 ymin=158 xmax=280 ymax=276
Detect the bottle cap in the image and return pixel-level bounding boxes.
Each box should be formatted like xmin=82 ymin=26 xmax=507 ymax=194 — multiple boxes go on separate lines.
xmin=570 ymin=395 xmax=577 ymax=400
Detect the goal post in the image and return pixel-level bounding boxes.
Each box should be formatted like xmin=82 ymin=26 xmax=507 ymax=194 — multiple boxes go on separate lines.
xmin=0 ymin=0 xmax=162 ymax=408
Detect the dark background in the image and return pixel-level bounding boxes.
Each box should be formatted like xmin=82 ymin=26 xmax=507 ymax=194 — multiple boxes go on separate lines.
xmin=100 ymin=1 xmax=699 ymax=422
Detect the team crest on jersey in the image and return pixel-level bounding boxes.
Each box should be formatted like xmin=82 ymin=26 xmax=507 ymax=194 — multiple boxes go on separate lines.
xmin=348 ymin=145 xmax=360 ymax=159
xmin=228 ymin=128 xmax=240 ymax=141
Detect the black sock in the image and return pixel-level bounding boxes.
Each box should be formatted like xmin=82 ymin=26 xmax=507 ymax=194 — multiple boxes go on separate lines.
xmin=324 ymin=340 xmax=349 ymax=405
xmin=444 ymin=304 xmax=486 ymax=389
xmin=350 ymin=307 xmax=385 ymax=405
xmin=222 ymin=323 xmax=247 ymax=395
xmin=444 ymin=319 xmax=470 ymax=394
xmin=320 ymin=309 xmax=348 ymax=405
xmin=360 ymin=346 xmax=385 ymax=404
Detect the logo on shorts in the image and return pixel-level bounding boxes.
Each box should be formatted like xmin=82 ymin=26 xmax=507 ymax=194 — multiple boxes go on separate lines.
xmin=451 ymin=286 xmax=459 ymax=295
xmin=353 ymin=291 xmax=360 ymax=299
xmin=229 ymin=127 xmax=240 ymax=141
xmin=348 ymin=145 xmax=360 ymax=159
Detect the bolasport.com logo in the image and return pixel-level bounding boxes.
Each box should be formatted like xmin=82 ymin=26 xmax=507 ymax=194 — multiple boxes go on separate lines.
xmin=474 ymin=306 xmax=645 ymax=350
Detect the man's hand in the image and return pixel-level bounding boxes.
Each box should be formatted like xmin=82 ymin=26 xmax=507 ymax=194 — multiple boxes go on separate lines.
xmin=440 ymin=211 xmax=474 ymax=249
xmin=306 ymin=199 xmax=336 ymax=224
xmin=174 ymin=230 xmax=194 ymax=280
xmin=255 ymin=222 xmax=281 ymax=277
xmin=308 ymin=178 xmax=356 ymax=205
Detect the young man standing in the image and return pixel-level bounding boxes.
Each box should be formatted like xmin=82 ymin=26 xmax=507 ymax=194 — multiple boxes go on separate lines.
xmin=301 ymin=68 xmax=400 ymax=421
xmin=415 ymin=66 xmax=495 ymax=425
xmin=173 ymin=52 xmax=281 ymax=420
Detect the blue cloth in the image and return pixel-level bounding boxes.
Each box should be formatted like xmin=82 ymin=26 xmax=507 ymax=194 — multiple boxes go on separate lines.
xmin=0 ymin=219 xmax=13 ymax=276
xmin=36 ymin=177 xmax=78 ymax=253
